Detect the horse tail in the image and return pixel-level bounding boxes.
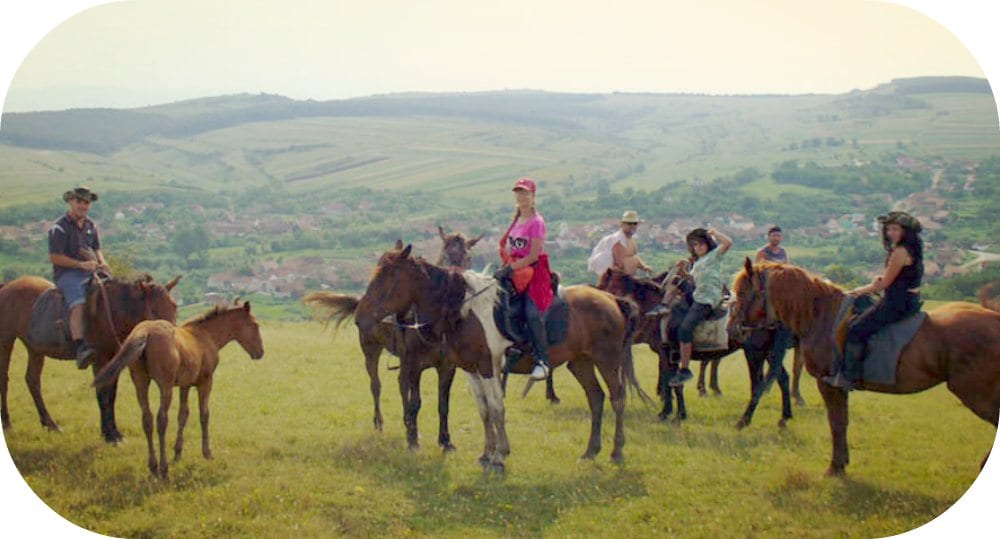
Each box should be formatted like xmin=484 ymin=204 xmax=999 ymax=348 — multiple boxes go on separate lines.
xmin=615 ymin=296 xmax=653 ymax=405
xmin=301 ymin=292 xmax=361 ymax=330
xmin=93 ymin=330 xmax=148 ymax=389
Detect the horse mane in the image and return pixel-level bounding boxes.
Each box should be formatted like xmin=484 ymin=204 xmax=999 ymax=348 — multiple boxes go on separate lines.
xmin=86 ymin=273 xmax=158 ymax=319
xmin=182 ymin=303 xmax=244 ymax=327
xmin=411 ymin=257 xmax=471 ymax=334
xmin=980 ymin=283 xmax=1000 ymax=312
xmin=733 ymin=262 xmax=845 ymax=334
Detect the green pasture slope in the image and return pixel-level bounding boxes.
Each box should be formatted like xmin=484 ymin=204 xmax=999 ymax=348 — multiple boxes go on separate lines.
xmin=2 ymin=316 xmax=994 ymax=538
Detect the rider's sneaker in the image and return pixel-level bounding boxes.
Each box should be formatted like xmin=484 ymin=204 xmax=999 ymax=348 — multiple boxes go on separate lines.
xmin=668 ymin=368 xmax=693 ymax=387
xmin=530 ymin=363 xmax=550 ymax=381
xmin=75 ymin=342 xmax=96 ymax=370
xmin=645 ymin=303 xmax=670 ymax=317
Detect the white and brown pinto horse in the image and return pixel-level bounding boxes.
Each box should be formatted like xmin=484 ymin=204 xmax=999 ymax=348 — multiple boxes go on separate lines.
xmin=354 ymin=244 xmax=647 ymax=471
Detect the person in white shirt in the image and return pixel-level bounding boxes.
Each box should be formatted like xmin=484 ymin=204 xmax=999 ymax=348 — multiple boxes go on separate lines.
xmin=588 ymin=210 xmax=653 ymax=276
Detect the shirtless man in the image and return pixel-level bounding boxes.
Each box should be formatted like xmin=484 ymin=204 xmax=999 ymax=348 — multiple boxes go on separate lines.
xmin=612 ymin=210 xmax=653 ymax=275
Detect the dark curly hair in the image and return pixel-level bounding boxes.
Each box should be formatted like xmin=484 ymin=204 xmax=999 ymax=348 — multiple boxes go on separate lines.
xmin=686 ymin=228 xmax=717 ymax=261
xmin=881 ymin=221 xmax=923 ymax=273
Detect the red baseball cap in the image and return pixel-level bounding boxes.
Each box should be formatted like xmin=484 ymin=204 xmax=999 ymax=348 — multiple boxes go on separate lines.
xmin=512 ymin=177 xmax=536 ymax=193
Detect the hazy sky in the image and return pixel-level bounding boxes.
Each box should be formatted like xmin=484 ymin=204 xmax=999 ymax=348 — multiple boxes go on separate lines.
xmin=0 ymin=0 xmax=997 ymax=112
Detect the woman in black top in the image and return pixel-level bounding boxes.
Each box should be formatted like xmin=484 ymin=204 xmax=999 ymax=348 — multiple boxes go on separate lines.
xmin=823 ymin=211 xmax=924 ymax=391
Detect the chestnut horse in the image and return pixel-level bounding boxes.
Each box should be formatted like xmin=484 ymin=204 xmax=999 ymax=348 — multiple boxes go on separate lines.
xmin=355 ymin=244 xmax=647 ymax=471
xmin=93 ymin=301 xmax=264 ymax=479
xmin=731 ymin=259 xmax=1000 ymax=475
xmin=0 ymin=274 xmax=180 ymax=442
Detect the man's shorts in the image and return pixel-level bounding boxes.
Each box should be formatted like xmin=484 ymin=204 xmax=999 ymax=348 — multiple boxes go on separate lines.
xmin=56 ymin=269 xmax=91 ymax=309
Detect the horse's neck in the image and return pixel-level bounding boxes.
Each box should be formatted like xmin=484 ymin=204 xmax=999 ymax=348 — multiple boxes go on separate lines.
xmin=415 ymin=263 xmax=463 ymax=331
xmin=187 ymin=315 xmax=235 ymax=351
xmin=787 ymin=285 xmax=847 ymax=351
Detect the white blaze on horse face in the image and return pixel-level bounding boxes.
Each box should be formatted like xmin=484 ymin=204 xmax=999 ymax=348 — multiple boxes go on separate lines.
xmin=460 ymin=271 xmax=511 ymax=376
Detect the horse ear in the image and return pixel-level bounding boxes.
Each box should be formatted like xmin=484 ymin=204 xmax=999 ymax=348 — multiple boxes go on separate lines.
xmin=401 ymin=244 xmax=412 ymax=259
xmin=744 ymin=257 xmax=754 ymax=277
xmin=243 ymin=301 xmax=251 ymax=312
xmin=438 ymin=226 xmax=446 ymax=240
xmin=394 ymin=239 xmax=404 ymax=250
xmin=165 ymin=275 xmax=182 ymax=291
xmin=467 ymin=234 xmax=484 ymax=248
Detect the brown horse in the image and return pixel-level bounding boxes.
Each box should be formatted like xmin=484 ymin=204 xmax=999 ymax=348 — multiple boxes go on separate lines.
xmin=93 ymin=301 xmax=264 ymax=479
xmin=355 ymin=244 xmax=647 ymax=471
xmin=731 ymin=259 xmax=1000 ymax=475
xmin=0 ymin=274 xmax=180 ymax=442
xmin=980 ymin=282 xmax=1000 ymax=312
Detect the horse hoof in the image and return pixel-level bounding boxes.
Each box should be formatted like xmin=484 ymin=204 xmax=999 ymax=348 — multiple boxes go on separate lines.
xmin=548 ymin=397 xmax=561 ymax=405
xmin=735 ymin=419 xmax=748 ymax=431
xmin=824 ymin=466 xmax=847 ymax=478
xmin=698 ymin=390 xmax=708 ymax=398
xmin=488 ymin=461 xmax=506 ymax=474
xmin=712 ymin=390 xmax=723 ymax=398
xmin=478 ymin=455 xmax=490 ymax=468
xmin=794 ymin=397 xmax=806 ymax=407
xmin=441 ymin=443 xmax=457 ymax=453
xmin=657 ymin=412 xmax=670 ymax=422
xmin=611 ymin=453 xmax=624 ymax=466
xmin=777 ymin=418 xmax=788 ymax=429
xmin=45 ymin=423 xmax=63 ymax=433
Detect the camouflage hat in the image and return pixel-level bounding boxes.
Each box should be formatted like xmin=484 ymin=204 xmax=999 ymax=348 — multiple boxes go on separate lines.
xmin=878 ymin=211 xmax=922 ymax=233
xmin=62 ymin=186 xmax=98 ymax=203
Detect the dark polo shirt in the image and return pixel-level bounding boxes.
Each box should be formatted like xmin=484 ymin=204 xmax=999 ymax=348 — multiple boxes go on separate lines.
xmin=48 ymin=213 xmax=101 ymax=281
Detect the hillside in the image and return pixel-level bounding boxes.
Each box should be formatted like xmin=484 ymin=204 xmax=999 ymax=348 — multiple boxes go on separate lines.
xmin=0 ymin=76 xmax=998 ymax=306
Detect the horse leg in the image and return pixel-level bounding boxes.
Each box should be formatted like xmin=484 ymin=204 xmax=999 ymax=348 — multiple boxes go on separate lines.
xmin=657 ymin=351 xmax=673 ymax=420
xmin=0 ymin=338 xmax=12 ymax=430
xmin=23 ymin=350 xmax=60 ymax=432
xmin=132 ymin=373 xmax=157 ymax=476
xmin=173 ymin=386 xmax=190 ymax=463
xmin=945 ymin=375 xmax=1000 ymax=470
xmin=362 ymin=341 xmax=383 ymax=432
xmin=817 ymin=378 xmax=850 ymax=476
xmin=155 ymin=381 xmax=173 ymax=479
xmin=710 ymin=358 xmax=722 ymax=397
xmin=482 ymin=376 xmax=509 ymax=470
xmin=545 ymin=371 xmax=560 ymax=404
xmin=437 ymin=363 xmax=457 ymax=452
xmin=94 ymin=366 xmax=123 ymax=444
xmin=398 ymin=361 xmax=422 ymax=451
xmin=737 ymin=352 xmax=765 ymax=430
xmin=674 ymin=385 xmax=687 ymax=422
xmin=595 ymin=356 xmax=626 ymax=465
xmin=697 ymin=361 xmax=708 ymax=397
xmin=466 ymin=372 xmax=495 ymax=469
xmin=567 ymin=359 xmax=604 ymax=459
xmin=198 ymin=379 xmax=213 ymax=461
xmin=792 ymin=347 xmax=806 ymax=406
xmin=776 ymin=356 xmax=792 ymax=428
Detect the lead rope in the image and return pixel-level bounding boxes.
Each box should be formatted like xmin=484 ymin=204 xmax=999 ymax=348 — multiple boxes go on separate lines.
xmin=95 ymin=275 xmax=122 ymax=349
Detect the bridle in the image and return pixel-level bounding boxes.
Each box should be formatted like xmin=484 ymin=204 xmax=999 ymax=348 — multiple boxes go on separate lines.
xmin=737 ymin=270 xmax=779 ymax=332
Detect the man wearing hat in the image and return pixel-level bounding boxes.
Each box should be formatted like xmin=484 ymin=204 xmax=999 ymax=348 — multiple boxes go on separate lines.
xmin=48 ymin=186 xmax=111 ymax=369
xmin=587 ymin=210 xmax=653 ymax=276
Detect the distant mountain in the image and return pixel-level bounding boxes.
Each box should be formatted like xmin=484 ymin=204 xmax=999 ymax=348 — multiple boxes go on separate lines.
xmin=1 ymin=76 xmax=993 ymax=155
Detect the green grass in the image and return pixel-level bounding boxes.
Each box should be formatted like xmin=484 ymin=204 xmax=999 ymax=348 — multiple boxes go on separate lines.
xmin=2 ymin=320 xmax=994 ymax=537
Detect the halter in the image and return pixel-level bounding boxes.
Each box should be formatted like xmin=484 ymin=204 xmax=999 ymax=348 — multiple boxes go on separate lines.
xmin=739 ymin=270 xmax=779 ymax=331
xmin=378 ymin=279 xmax=498 ymax=346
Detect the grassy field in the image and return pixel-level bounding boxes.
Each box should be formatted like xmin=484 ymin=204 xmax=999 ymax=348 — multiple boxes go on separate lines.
xmin=1 ymin=317 xmax=995 ymax=538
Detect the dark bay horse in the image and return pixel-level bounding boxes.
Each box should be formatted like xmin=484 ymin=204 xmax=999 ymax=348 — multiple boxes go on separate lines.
xmin=598 ymin=269 xmax=796 ymax=428
xmin=93 ymin=301 xmax=263 ymax=479
xmin=355 ymin=244 xmax=648 ymax=470
xmin=731 ymin=259 xmax=1000 ymax=475
xmin=0 ymin=274 xmax=180 ymax=442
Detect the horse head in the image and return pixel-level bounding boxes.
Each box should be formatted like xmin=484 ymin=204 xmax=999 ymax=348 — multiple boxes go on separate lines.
xmin=728 ymin=258 xmax=768 ymax=343
xmin=437 ymin=225 xmax=483 ymax=269
xmin=357 ymin=243 xmax=425 ymax=334
xmin=232 ymin=300 xmax=264 ymax=360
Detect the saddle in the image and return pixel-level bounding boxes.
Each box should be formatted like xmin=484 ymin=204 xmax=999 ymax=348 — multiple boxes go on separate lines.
xmin=658 ymin=285 xmax=732 ymax=352
xmin=26 ymin=287 xmax=76 ymax=358
xmin=494 ymin=272 xmax=570 ymax=372
xmin=833 ymin=296 xmax=927 ymax=386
